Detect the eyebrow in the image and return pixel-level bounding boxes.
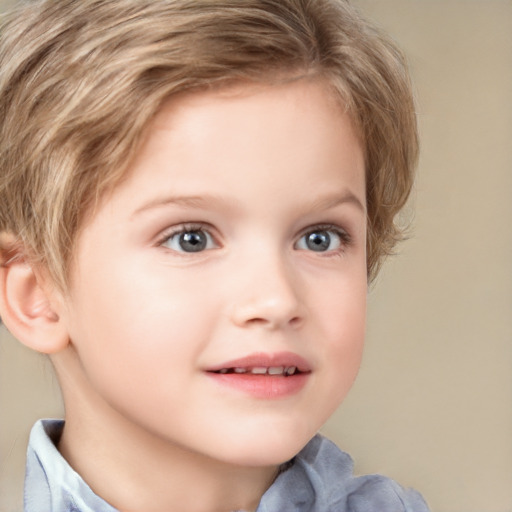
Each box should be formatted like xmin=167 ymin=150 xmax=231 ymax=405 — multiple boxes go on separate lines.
xmin=131 ymin=194 xmax=229 ymax=218
xmin=309 ymin=190 xmax=366 ymax=214
xmin=131 ymin=189 xmax=366 ymax=219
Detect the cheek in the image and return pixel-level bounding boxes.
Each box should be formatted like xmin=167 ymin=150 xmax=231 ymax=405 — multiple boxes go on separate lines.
xmin=65 ymin=263 xmax=217 ymax=401
xmin=313 ymin=271 xmax=367 ymax=388
xmin=314 ymin=263 xmax=367 ymax=337
xmin=305 ymin=282 xmax=366 ymax=429
xmin=324 ymin=292 xmax=366 ymax=372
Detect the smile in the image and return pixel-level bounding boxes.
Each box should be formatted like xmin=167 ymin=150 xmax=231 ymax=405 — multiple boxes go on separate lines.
xmin=205 ymin=351 xmax=312 ymax=375
xmin=205 ymin=352 xmax=312 ymax=399
xmin=212 ymin=366 xmax=300 ymax=376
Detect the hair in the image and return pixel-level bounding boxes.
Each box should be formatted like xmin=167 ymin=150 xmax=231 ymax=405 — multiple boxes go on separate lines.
xmin=0 ymin=0 xmax=418 ymax=290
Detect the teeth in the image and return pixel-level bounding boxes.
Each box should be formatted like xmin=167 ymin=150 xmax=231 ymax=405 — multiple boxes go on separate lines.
xmin=250 ymin=367 xmax=267 ymax=375
xmin=215 ymin=366 xmax=300 ymax=376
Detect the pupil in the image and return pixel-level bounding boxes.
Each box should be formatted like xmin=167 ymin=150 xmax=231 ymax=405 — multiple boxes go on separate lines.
xmin=306 ymin=231 xmax=330 ymax=251
xmin=179 ymin=231 xmax=207 ymax=252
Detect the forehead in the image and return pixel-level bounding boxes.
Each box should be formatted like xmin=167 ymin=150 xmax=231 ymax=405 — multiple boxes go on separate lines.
xmin=134 ymin=79 xmax=361 ymax=180
xmin=151 ymin=77 xmax=352 ymax=141
xmin=91 ymin=78 xmax=365 ymax=223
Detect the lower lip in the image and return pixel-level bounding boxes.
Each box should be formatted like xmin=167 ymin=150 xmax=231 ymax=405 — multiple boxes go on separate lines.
xmin=205 ymin=372 xmax=310 ymax=399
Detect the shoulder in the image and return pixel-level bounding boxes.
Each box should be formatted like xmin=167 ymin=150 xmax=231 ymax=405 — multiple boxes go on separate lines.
xmin=25 ymin=420 xmax=118 ymax=512
xmin=258 ymin=435 xmax=430 ymax=512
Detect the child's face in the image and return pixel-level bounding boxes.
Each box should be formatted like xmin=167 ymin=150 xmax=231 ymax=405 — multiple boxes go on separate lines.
xmin=59 ymin=79 xmax=367 ymax=466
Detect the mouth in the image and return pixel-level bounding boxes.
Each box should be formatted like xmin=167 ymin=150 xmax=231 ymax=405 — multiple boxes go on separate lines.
xmin=205 ymin=351 xmax=312 ymax=375
xmin=205 ymin=352 xmax=311 ymax=399
xmin=210 ymin=366 xmax=303 ymax=376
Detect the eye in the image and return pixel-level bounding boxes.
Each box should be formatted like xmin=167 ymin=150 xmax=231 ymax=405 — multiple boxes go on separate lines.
xmin=161 ymin=227 xmax=217 ymax=253
xmin=295 ymin=226 xmax=349 ymax=253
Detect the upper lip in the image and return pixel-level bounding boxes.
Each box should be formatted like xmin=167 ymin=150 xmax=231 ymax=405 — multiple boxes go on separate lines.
xmin=205 ymin=351 xmax=312 ymax=373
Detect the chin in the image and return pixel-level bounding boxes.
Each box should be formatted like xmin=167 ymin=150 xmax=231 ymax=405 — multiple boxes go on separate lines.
xmin=215 ymin=425 xmax=315 ymax=467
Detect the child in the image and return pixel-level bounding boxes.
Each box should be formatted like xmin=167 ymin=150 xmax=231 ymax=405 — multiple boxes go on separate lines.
xmin=0 ymin=0 xmax=429 ymax=511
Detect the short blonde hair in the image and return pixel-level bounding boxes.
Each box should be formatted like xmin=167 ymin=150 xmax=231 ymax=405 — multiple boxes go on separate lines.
xmin=0 ymin=0 xmax=418 ymax=289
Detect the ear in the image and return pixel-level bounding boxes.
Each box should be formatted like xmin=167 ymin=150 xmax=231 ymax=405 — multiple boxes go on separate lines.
xmin=0 ymin=245 xmax=69 ymax=354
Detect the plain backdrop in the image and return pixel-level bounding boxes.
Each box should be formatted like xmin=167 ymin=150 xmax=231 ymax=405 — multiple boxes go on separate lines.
xmin=1 ymin=1 xmax=511 ymax=511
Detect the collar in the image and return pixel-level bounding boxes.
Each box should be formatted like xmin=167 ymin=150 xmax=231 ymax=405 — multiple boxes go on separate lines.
xmin=25 ymin=419 xmax=428 ymax=512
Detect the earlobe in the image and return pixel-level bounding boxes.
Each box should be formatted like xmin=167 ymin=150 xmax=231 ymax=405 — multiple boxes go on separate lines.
xmin=0 ymin=254 xmax=69 ymax=354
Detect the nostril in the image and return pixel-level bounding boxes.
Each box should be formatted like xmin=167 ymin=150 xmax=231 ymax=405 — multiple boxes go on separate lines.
xmin=289 ymin=316 xmax=302 ymax=329
xmin=246 ymin=317 xmax=268 ymax=326
xmin=240 ymin=315 xmax=302 ymax=330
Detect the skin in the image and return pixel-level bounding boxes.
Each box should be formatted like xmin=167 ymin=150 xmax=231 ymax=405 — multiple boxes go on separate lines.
xmin=50 ymin=79 xmax=368 ymax=512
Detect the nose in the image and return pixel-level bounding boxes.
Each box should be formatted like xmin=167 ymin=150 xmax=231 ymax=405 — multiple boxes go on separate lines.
xmin=229 ymin=252 xmax=304 ymax=330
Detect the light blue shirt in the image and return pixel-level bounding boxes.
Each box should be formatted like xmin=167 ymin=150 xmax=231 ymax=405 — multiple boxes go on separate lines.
xmin=25 ymin=419 xmax=429 ymax=511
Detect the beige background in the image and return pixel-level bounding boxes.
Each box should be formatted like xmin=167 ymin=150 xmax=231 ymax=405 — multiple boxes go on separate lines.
xmin=1 ymin=1 xmax=511 ymax=511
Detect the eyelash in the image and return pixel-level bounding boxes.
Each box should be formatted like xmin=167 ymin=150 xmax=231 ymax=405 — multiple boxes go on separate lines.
xmin=157 ymin=223 xmax=218 ymax=252
xmin=156 ymin=222 xmax=352 ymax=255
xmin=295 ymin=224 xmax=352 ymax=255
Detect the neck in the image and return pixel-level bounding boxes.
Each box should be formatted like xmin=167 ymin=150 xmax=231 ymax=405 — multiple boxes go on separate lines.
xmin=54 ymin=351 xmax=279 ymax=512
